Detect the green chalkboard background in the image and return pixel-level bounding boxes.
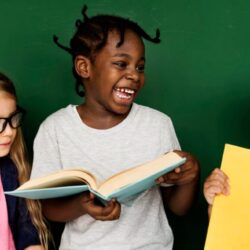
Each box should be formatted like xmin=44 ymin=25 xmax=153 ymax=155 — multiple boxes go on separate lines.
xmin=1 ymin=1 xmax=250 ymax=249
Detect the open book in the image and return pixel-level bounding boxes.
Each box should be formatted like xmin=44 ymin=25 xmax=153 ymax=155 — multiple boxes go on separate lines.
xmin=5 ymin=152 xmax=185 ymax=203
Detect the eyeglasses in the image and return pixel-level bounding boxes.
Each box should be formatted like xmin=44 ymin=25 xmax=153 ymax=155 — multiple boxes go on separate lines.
xmin=0 ymin=107 xmax=26 ymax=133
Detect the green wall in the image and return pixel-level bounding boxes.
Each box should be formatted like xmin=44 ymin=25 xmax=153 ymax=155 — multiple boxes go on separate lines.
xmin=1 ymin=1 xmax=250 ymax=249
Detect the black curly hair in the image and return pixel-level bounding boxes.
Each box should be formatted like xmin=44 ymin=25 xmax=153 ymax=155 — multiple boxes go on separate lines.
xmin=54 ymin=5 xmax=161 ymax=97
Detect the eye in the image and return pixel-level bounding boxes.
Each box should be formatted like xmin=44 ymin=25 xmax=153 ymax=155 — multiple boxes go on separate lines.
xmin=136 ymin=64 xmax=145 ymax=73
xmin=113 ymin=61 xmax=127 ymax=69
xmin=0 ymin=118 xmax=5 ymax=128
xmin=11 ymin=112 xmax=23 ymax=128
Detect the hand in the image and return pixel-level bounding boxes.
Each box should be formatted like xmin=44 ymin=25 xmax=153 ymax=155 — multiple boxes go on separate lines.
xmin=203 ymin=168 xmax=230 ymax=205
xmin=80 ymin=192 xmax=121 ymax=221
xmin=156 ymin=150 xmax=200 ymax=186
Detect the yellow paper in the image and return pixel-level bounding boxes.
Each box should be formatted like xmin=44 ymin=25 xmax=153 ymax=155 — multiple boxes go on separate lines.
xmin=204 ymin=144 xmax=250 ymax=250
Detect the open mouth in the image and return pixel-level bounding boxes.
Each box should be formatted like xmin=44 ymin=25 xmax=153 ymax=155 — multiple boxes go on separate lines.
xmin=113 ymin=87 xmax=136 ymax=100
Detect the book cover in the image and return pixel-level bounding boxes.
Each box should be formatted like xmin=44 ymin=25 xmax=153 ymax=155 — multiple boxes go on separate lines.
xmin=204 ymin=144 xmax=250 ymax=250
xmin=5 ymin=152 xmax=186 ymax=203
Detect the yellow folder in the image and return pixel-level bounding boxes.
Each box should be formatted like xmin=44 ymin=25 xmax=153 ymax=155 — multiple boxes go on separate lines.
xmin=204 ymin=144 xmax=250 ymax=250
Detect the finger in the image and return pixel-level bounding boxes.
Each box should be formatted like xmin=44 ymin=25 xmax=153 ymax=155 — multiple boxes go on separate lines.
xmin=88 ymin=199 xmax=118 ymax=218
xmin=204 ymin=179 xmax=225 ymax=192
xmin=156 ymin=171 xmax=183 ymax=184
xmin=210 ymin=168 xmax=229 ymax=180
xmin=205 ymin=192 xmax=216 ymax=205
xmin=156 ymin=167 xmax=183 ymax=183
xmin=174 ymin=167 xmax=181 ymax=173
xmin=206 ymin=169 xmax=229 ymax=186
xmin=171 ymin=173 xmax=197 ymax=185
xmin=156 ymin=176 xmax=165 ymax=184
xmin=159 ymin=157 xmax=199 ymax=185
xmin=88 ymin=200 xmax=113 ymax=217
xmin=160 ymin=168 xmax=187 ymax=182
xmin=89 ymin=192 xmax=95 ymax=200
xmin=207 ymin=186 xmax=225 ymax=196
xmin=174 ymin=155 xmax=199 ymax=175
xmin=205 ymin=197 xmax=214 ymax=205
xmin=166 ymin=166 xmax=195 ymax=180
xmin=174 ymin=150 xmax=198 ymax=163
xmin=173 ymin=150 xmax=187 ymax=158
xmin=81 ymin=192 xmax=95 ymax=203
xmin=161 ymin=171 xmax=182 ymax=183
xmin=204 ymin=183 xmax=224 ymax=195
xmin=95 ymin=200 xmax=121 ymax=221
xmin=104 ymin=200 xmax=121 ymax=220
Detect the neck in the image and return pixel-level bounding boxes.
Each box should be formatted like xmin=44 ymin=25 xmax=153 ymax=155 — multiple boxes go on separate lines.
xmin=77 ymin=103 xmax=131 ymax=129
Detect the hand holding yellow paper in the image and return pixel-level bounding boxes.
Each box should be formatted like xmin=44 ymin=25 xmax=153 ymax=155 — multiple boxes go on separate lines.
xmin=205 ymin=144 xmax=250 ymax=250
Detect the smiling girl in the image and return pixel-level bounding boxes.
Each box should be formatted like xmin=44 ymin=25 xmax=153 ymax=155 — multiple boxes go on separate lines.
xmin=30 ymin=5 xmax=200 ymax=250
xmin=0 ymin=73 xmax=49 ymax=250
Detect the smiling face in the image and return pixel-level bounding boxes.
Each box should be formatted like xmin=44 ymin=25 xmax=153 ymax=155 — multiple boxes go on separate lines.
xmin=84 ymin=29 xmax=145 ymax=116
xmin=0 ymin=91 xmax=17 ymax=157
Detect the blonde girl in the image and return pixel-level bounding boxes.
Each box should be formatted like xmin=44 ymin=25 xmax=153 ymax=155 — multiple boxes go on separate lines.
xmin=0 ymin=72 xmax=49 ymax=250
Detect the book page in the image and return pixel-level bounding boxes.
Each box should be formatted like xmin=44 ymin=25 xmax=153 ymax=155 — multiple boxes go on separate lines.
xmin=18 ymin=168 xmax=98 ymax=191
xmin=204 ymin=144 xmax=250 ymax=250
xmin=98 ymin=152 xmax=183 ymax=196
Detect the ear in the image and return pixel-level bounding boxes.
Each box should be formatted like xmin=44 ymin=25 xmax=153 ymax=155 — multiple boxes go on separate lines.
xmin=74 ymin=55 xmax=91 ymax=78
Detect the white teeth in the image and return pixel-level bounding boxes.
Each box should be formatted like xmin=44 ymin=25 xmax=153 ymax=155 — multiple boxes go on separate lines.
xmin=115 ymin=87 xmax=135 ymax=94
xmin=116 ymin=92 xmax=131 ymax=99
xmin=125 ymin=89 xmax=134 ymax=94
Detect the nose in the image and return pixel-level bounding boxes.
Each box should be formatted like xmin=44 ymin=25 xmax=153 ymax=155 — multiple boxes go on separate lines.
xmin=125 ymin=68 xmax=140 ymax=83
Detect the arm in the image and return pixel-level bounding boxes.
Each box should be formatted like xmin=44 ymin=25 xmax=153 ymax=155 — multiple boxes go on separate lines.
xmin=203 ymin=168 xmax=230 ymax=218
xmin=41 ymin=192 xmax=121 ymax=222
xmin=159 ymin=150 xmax=200 ymax=215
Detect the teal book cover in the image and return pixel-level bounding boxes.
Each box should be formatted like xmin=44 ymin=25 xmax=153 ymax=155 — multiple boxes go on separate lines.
xmin=5 ymin=152 xmax=186 ymax=204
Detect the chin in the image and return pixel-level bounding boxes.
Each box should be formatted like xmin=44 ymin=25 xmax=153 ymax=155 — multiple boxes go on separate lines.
xmin=0 ymin=143 xmax=12 ymax=157
xmin=114 ymin=104 xmax=132 ymax=115
xmin=0 ymin=149 xmax=11 ymax=157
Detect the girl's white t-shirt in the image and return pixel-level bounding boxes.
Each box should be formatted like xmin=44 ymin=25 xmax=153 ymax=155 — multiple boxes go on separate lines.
xmin=31 ymin=103 xmax=180 ymax=250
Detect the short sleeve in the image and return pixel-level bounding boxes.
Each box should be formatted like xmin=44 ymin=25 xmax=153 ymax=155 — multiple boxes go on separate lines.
xmin=160 ymin=115 xmax=181 ymax=153
xmin=167 ymin=117 xmax=181 ymax=150
xmin=31 ymin=118 xmax=62 ymax=179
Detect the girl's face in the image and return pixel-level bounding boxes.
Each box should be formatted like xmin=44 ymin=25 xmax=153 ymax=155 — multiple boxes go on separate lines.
xmin=0 ymin=91 xmax=17 ymax=157
xmin=85 ymin=29 xmax=145 ymax=116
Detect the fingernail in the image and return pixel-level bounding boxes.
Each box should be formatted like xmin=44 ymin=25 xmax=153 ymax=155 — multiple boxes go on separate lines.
xmin=158 ymin=177 xmax=164 ymax=183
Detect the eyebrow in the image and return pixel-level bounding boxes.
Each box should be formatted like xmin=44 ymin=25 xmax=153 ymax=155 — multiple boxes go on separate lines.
xmin=112 ymin=53 xmax=145 ymax=61
xmin=0 ymin=109 xmax=18 ymax=119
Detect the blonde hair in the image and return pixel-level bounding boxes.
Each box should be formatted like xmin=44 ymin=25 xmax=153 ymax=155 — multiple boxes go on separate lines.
xmin=0 ymin=73 xmax=51 ymax=249
xmin=10 ymin=129 xmax=51 ymax=249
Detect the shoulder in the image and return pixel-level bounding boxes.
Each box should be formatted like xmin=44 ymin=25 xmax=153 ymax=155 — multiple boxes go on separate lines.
xmin=132 ymin=103 xmax=177 ymax=137
xmin=132 ymin=103 xmax=180 ymax=151
xmin=134 ymin=103 xmax=173 ymax=124
xmin=33 ymin=105 xmax=75 ymax=144
xmin=42 ymin=105 xmax=75 ymax=126
xmin=37 ymin=105 xmax=76 ymax=134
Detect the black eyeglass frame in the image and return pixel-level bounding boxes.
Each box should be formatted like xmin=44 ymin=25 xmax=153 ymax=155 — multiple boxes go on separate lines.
xmin=0 ymin=106 xmax=26 ymax=133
